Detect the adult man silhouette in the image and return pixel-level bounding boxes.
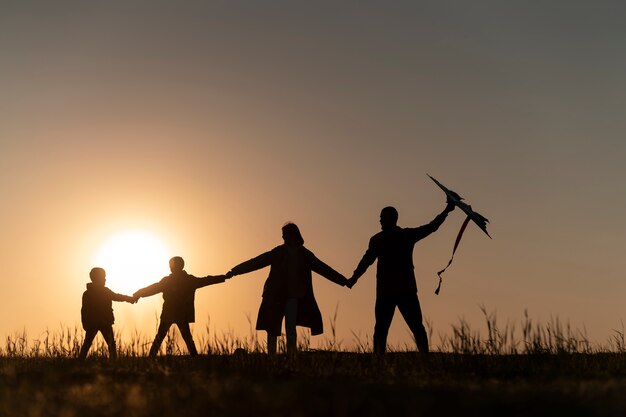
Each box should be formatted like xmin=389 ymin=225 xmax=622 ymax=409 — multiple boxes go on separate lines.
xmin=348 ymin=200 xmax=455 ymax=354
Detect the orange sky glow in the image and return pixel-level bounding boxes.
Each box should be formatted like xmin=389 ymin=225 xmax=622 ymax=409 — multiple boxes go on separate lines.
xmin=1 ymin=2 xmax=626 ymax=351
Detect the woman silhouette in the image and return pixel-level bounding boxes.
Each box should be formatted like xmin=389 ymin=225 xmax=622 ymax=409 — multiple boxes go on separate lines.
xmin=228 ymin=223 xmax=348 ymax=354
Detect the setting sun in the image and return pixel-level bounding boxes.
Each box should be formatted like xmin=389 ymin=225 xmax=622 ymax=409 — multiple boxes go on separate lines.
xmin=91 ymin=229 xmax=172 ymax=294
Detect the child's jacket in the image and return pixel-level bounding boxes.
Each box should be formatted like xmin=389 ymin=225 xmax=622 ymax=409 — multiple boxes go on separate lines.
xmin=135 ymin=271 xmax=225 ymax=324
xmin=81 ymin=283 xmax=131 ymax=330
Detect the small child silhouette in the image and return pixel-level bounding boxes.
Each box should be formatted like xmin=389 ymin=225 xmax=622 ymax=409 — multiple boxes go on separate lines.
xmin=133 ymin=256 xmax=227 ymax=357
xmin=78 ymin=267 xmax=135 ymax=359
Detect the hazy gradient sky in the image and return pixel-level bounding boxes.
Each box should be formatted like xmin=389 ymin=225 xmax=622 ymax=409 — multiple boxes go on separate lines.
xmin=2 ymin=1 xmax=625 ymax=350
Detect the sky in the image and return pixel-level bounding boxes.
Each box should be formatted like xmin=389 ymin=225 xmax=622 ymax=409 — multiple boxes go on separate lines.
xmin=1 ymin=1 xmax=625 ymax=351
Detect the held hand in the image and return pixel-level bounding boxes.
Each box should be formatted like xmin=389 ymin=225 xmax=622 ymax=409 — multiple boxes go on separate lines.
xmin=130 ymin=295 xmax=140 ymax=304
xmin=346 ymin=277 xmax=358 ymax=289
xmin=225 ymin=270 xmax=235 ymax=279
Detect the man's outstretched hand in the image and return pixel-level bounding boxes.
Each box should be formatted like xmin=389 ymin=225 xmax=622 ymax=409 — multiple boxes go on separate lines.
xmin=445 ymin=192 xmax=460 ymax=211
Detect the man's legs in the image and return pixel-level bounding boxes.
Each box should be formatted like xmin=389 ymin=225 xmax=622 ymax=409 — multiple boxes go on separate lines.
xmin=177 ymin=323 xmax=199 ymax=356
xmin=101 ymin=326 xmax=118 ymax=359
xmin=284 ymin=298 xmax=299 ymax=354
xmin=373 ymin=294 xmax=396 ymax=354
xmin=149 ymin=321 xmax=171 ymax=357
xmin=397 ymin=292 xmax=429 ymax=353
xmin=78 ymin=329 xmax=97 ymax=359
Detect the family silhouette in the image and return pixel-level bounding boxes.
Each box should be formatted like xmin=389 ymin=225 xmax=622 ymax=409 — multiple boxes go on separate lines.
xmin=79 ymin=199 xmax=455 ymax=358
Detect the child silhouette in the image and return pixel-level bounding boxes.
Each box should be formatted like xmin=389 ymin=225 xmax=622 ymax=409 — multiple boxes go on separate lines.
xmin=78 ymin=267 xmax=135 ymax=359
xmin=134 ymin=256 xmax=227 ymax=357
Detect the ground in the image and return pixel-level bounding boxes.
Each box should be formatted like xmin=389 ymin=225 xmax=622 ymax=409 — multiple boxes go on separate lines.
xmin=2 ymin=352 xmax=626 ymax=417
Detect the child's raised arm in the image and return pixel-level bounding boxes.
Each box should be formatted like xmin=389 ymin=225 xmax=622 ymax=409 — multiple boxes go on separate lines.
xmin=133 ymin=281 xmax=164 ymax=300
xmin=112 ymin=292 xmax=137 ymax=304
xmin=194 ymin=274 xmax=227 ymax=289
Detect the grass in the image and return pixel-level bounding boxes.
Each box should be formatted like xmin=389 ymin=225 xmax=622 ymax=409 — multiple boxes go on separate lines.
xmin=3 ymin=310 xmax=626 ymax=416
xmin=3 ymin=352 xmax=626 ymax=417
xmin=4 ymin=306 xmax=622 ymax=358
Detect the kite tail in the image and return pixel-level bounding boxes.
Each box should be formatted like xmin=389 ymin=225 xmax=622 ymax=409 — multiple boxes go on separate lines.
xmin=435 ymin=215 xmax=471 ymax=295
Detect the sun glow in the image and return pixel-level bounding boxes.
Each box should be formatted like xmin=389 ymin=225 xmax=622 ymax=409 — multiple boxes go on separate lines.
xmin=91 ymin=229 xmax=172 ymax=295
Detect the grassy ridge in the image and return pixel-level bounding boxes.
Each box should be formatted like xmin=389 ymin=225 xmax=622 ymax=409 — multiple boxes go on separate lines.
xmin=2 ymin=352 xmax=626 ymax=417
xmin=3 ymin=311 xmax=626 ymax=417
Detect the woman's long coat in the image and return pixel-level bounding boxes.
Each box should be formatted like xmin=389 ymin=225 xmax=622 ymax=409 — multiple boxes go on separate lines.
xmin=231 ymin=245 xmax=346 ymax=336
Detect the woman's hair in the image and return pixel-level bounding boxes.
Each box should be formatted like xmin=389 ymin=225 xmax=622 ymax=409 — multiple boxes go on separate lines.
xmin=282 ymin=222 xmax=305 ymax=245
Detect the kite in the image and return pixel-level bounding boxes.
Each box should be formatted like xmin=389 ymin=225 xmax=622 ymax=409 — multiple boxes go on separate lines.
xmin=428 ymin=174 xmax=491 ymax=295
